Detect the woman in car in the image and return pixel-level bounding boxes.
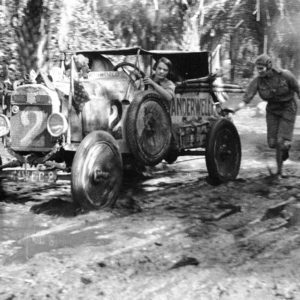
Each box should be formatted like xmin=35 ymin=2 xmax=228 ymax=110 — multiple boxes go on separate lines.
xmin=143 ymin=57 xmax=175 ymax=104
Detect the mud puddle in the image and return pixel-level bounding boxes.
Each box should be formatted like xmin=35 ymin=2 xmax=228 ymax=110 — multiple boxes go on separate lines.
xmin=0 ymin=157 xmax=208 ymax=266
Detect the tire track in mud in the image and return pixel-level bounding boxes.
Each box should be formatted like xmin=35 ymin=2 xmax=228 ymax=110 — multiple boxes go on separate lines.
xmin=1 ymin=163 xmax=300 ymax=299
xmin=0 ymin=161 xmax=207 ymax=265
xmin=1 ymin=159 xmax=300 ymax=266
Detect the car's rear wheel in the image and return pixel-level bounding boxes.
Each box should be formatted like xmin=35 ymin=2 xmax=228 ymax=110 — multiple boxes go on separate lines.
xmin=205 ymin=119 xmax=241 ymax=184
xmin=71 ymin=130 xmax=123 ymax=210
xmin=125 ymin=91 xmax=172 ymax=166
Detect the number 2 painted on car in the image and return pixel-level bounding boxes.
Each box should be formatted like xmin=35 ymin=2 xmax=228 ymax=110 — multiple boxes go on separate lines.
xmin=20 ymin=107 xmax=47 ymax=146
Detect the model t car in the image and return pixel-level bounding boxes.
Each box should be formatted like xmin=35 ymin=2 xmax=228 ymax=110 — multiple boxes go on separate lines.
xmin=0 ymin=47 xmax=242 ymax=210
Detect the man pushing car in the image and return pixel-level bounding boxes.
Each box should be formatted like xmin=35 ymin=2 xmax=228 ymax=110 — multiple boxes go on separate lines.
xmin=234 ymin=54 xmax=300 ymax=178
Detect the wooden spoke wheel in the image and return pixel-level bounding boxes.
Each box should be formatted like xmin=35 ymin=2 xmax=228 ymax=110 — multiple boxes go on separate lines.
xmin=71 ymin=131 xmax=123 ymax=210
xmin=125 ymin=91 xmax=171 ymax=166
xmin=205 ymin=119 xmax=241 ymax=184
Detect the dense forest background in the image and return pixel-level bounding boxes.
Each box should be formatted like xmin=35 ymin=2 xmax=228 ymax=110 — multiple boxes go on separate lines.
xmin=1 ymin=0 xmax=300 ymax=82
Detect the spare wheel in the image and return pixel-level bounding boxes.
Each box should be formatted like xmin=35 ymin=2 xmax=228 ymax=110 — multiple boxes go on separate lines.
xmin=125 ymin=91 xmax=172 ymax=166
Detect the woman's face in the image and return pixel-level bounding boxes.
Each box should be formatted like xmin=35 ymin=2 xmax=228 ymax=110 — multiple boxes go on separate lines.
xmin=154 ymin=62 xmax=169 ymax=81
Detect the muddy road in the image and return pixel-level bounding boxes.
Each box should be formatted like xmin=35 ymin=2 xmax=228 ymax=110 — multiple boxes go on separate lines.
xmin=1 ymin=110 xmax=300 ymax=300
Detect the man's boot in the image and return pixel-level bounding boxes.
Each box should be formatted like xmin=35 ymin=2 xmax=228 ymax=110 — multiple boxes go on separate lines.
xmin=276 ymin=146 xmax=284 ymax=178
xmin=282 ymin=149 xmax=289 ymax=161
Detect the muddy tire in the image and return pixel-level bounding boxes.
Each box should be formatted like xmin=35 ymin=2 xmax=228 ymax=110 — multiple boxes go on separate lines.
xmin=71 ymin=130 xmax=123 ymax=210
xmin=125 ymin=91 xmax=172 ymax=166
xmin=205 ymin=119 xmax=241 ymax=184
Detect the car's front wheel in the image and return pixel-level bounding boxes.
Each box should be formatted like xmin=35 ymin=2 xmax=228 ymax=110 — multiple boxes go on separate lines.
xmin=71 ymin=130 xmax=123 ymax=210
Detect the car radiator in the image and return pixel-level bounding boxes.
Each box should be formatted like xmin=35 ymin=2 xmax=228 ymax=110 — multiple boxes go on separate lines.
xmin=9 ymin=94 xmax=54 ymax=152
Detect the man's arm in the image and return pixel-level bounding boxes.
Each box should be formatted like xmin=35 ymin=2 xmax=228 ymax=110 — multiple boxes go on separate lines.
xmin=282 ymin=69 xmax=300 ymax=99
xmin=235 ymin=77 xmax=258 ymax=112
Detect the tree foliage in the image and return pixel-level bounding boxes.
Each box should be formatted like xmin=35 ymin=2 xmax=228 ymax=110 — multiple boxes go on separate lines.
xmin=197 ymin=0 xmax=300 ymax=77
xmin=1 ymin=0 xmax=300 ymax=80
xmin=63 ymin=0 xmax=121 ymax=51
xmin=96 ymin=0 xmax=187 ymax=50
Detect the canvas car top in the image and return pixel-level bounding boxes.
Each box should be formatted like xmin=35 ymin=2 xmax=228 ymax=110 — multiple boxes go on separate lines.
xmin=75 ymin=47 xmax=210 ymax=80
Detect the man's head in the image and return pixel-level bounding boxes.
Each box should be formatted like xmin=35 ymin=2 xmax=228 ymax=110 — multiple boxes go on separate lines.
xmin=255 ymin=54 xmax=272 ymax=77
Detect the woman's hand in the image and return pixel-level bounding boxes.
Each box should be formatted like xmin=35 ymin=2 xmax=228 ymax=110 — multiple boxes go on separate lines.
xmin=143 ymin=76 xmax=154 ymax=86
xmin=143 ymin=76 xmax=173 ymax=102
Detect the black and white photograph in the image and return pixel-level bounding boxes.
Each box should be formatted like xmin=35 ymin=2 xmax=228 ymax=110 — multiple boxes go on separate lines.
xmin=1 ymin=0 xmax=300 ymax=299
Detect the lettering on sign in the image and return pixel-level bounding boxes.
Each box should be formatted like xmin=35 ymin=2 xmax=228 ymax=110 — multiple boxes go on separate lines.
xmin=171 ymin=95 xmax=214 ymax=117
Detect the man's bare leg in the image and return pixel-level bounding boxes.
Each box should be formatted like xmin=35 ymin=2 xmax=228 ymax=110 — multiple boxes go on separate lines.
xmin=276 ymin=145 xmax=283 ymax=177
xmin=276 ymin=141 xmax=290 ymax=178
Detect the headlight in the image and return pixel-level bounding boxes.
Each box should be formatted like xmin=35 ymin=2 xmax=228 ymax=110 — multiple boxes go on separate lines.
xmin=47 ymin=113 xmax=68 ymax=137
xmin=0 ymin=114 xmax=10 ymax=137
xmin=11 ymin=105 xmax=20 ymax=114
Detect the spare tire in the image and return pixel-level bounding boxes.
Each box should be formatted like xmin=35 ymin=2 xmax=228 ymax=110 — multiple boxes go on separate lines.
xmin=125 ymin=91 xmax=172 ymax=166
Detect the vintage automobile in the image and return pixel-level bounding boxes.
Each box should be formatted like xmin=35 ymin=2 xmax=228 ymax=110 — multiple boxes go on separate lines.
xmin=0 ymin=47 xmax=243 ymax=210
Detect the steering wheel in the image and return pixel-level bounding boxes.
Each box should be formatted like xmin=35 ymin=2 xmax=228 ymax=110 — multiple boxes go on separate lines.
xmin=113 ymin=62 xmax=145 ymax=89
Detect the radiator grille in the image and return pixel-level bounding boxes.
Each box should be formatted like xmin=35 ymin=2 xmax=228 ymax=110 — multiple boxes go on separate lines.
xmin=10 ymin=105 xmax=54 ymax=151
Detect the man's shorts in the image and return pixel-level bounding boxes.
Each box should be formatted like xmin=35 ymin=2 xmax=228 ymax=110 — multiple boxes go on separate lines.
xmin=266 ymin=99 xmax=297 ymax=143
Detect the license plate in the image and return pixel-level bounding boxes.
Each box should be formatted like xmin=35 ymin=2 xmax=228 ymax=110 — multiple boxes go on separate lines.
xmin=8 ymin=169 xmax=57 ymax=183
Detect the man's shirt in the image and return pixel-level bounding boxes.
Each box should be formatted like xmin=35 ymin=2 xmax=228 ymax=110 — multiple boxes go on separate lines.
xmin=243 ymin=68 xmax=300 ymax=104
